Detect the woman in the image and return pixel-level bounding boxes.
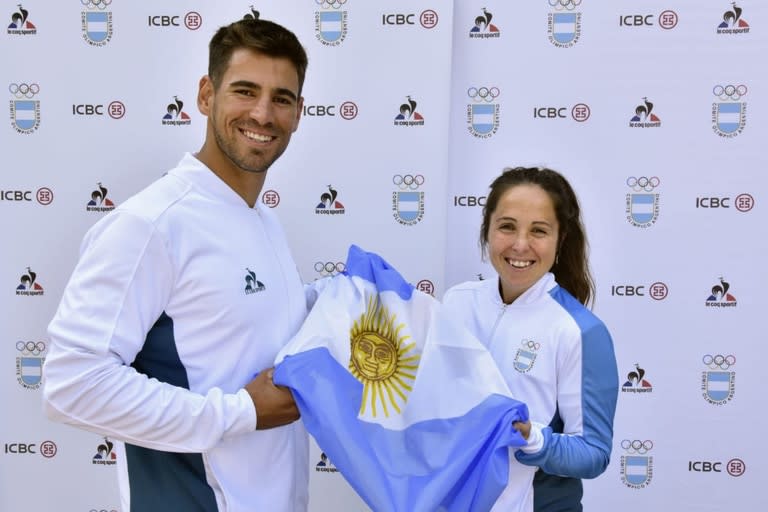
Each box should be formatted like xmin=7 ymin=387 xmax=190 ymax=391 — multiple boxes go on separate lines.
xmin=442 ymin=166 xmax=619 ymax=511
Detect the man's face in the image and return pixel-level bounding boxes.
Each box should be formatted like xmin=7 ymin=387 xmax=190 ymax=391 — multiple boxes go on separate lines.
xmin=202 ymin=48 xmax=302 ymax=174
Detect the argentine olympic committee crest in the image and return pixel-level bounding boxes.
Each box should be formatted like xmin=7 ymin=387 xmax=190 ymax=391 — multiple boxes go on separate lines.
xmin=16 ymin=341 xmax=46 ymax=389
xmin=625 ymin=176 xmax=660 ymax=228
xmin=711 ymin=84 xmax=747 ymax=138
xmin=466 ymin=86 xmax=500 ymax=138
xmin=620 ymin=439 xmax=653 ymax=489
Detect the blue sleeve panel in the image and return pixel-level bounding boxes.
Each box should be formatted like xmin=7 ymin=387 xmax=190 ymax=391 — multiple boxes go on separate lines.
xmin=515 ymin=287 xmax=619 ymax=480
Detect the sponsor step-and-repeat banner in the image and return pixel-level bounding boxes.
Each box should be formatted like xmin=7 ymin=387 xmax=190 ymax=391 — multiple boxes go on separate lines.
xmin=2 ymin=1 xmax=764 ymax=511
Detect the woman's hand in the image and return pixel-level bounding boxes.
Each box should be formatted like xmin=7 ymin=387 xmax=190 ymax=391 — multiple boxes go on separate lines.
xmin=513 ymin=420 xmax=531 ymax=440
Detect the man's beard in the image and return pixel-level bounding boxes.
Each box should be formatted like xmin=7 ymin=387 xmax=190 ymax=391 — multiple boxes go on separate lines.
xmin=211 ymin=119 xmax=286 ymax=174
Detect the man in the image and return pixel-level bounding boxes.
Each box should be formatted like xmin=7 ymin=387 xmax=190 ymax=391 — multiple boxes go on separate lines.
xmin=43 ymin=16 xmax=310 ymax=512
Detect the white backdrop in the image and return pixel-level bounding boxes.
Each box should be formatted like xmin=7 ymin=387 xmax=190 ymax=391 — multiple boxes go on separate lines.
xmin=1 ymin=1 xmax=764 ymax=511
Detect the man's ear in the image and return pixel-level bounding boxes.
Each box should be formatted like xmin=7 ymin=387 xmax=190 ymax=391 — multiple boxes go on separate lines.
xmin=197 ymin=75 xmax=214 ymax=116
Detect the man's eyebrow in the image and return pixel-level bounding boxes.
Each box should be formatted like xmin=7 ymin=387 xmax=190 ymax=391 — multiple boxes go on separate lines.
xmin=228 ymin=80 xmax=298 ymax=101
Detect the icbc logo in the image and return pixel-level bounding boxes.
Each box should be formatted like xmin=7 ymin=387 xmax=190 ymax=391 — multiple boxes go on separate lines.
xmin=534 ymin=107 xmax=567 ymax=119
xmin=339 ymin=101 xmax=358 ymax=120
xmin=572 ymin=103 xmax=591 ymax=122
xmin=453 ymin=195 xmax=486 ymax=207
xmin=696 ymin=194 xmax=754 ymax=212
xmin=1 ymin=188 xmax=53 ymax=205
xmin=533 ymin=104 xmax=590 ymax=122
xmin=4 ymin=441 xmax=56 ymax=458
xmin=261 ymin=189 xmax=280 ymax=208
xmin=1 ymin=190 xmax=32 ymax=201
xmin=108 ymin=101 xmax=126 ymax=119
xmin=619 ymin=11 xmax=678 ymax=29
xmin=420 ymin=10 xmax=438 ymax=29
xmin=619 ymin=14 xmax=654 ymax=26
xmin=696 ymin=197 xmax=730 ymax=208
xmin=72 ymin=104 xmax=105 ymax=115
xmin=148 ymin=15 xmax=180 ymax=26
xmin=303 ymin=105 xmax=336 ymax=116
xmin=5 ymin=443 xmax=37 ymax=454
xmin=734 ymin=193 xmax=754 ymax=212
xmin=71 ymin=101 xmax=124 ymax=120
xmin=689 ymin=458 xmax=746 ymax=477
xmin=611 ymin=282 xmax=668 ymax=300
xmin=688 ymin=461 xmax=723 ymax=472
xmin=416 ymin=280 xmax=435 ymax=296
xmin=611 ymin=285 xmax=645 ymax=296
xmin=148 ymin=12 xmax=201 ymax=30
xmin=37 ymin=187 xmax=53 ymax=205
xmin=382 ymin=14 xmax=415 ymax=25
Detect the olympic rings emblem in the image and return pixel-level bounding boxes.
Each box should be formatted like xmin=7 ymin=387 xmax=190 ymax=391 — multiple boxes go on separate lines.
xmin=712 ymin=84 xmax=747 ymax=102
xmin=9 ymin=83 xmax=40 ymax=99
xmin=81 ymin=0 xmax=112 ymax=9
xmin=549 ymin=0 xmax=582 ymax=11
xmin=316 ymin=0 xmax=346 ymax=8
xmin=16 ymin=341 xmax=46 ymax=355
xmin=467 ymin=87 xmax=500 ymax=103
xmin=702 ymin=354 xmax=735 ymax=370
xmin=314 ymin=261 xmax=345 ymax=274
xmin=621 ymin=439 xmax=653 ymax=454
xmin=626 ymin=176 xmax=660 ymax=192
xmin=522 ymin=339 xmax=541 ymax=351
xmin=393 ymin=174 xmax=425 ymax=190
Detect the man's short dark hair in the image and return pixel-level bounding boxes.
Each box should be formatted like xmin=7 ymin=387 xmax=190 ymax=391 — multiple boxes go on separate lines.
xmin=208 ymin=17 xmax=308 ymax=94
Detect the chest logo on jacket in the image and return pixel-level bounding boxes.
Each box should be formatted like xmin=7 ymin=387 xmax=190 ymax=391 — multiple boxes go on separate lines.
xmin=513 ymin=339 xmax=540 ymax=373
xmin=244 ymin=268 xmax=265 ymax=294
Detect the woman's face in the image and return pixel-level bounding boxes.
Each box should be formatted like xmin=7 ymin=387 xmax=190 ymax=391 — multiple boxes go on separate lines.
xmin=487 ymin=184 xmax=559 ymax=304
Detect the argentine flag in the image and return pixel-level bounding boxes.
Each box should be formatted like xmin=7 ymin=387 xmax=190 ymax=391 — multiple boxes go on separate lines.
xmin=274 ymin=245 xmax=531 ymax=512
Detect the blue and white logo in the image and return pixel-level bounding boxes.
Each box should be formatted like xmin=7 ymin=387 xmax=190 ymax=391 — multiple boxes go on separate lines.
xmin=392 ymin=174 xmax=424 ymax=226
xmin=712 ymin=84 xmax=747 ymax=138
xmin=16 ymin=340 xmax=46 ymax=389
xmin=9 ymin=82 xmax=40 ymax=134
xmin=315 ymin=0 xmax=348 ymax=46
xmin=466 ymin=86 xmax=500 ymax=138
xmin=701 ymin=354 xmax=735 ymax=405
xmin=547 ymin=0 xmax=582 ymax=48
xmin=81 ymin=0 xmax=113 ymax=47
xmin=625 ymin=176 xmax=660 ymax=228
xmin=620 ymin=439 xmax=653 ymax=488
xmin=513 ymin=339 xmax=540 ymax=373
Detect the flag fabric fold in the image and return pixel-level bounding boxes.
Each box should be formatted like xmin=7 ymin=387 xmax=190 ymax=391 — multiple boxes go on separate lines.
xmin=273 ymin=245 xmax=530 ymax=512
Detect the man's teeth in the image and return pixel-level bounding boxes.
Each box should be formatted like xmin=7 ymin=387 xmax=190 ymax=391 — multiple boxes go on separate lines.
xmin=243 ymin=130 xmax=272 ymax=142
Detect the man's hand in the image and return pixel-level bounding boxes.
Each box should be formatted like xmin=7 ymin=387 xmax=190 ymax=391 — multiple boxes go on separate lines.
xmin=245 ymin=368 xmax=300 ymax=430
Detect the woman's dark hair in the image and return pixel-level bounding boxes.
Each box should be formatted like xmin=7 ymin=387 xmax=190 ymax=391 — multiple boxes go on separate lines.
xmin=208 ymin=17 xmax=308 ymax=95
xmin=480 ymin=166 xmax=595 ymax=306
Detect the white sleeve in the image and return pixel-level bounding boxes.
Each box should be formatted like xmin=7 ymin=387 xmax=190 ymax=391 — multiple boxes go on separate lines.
xmin=42 ymin=212 xmax=256 ymax=453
